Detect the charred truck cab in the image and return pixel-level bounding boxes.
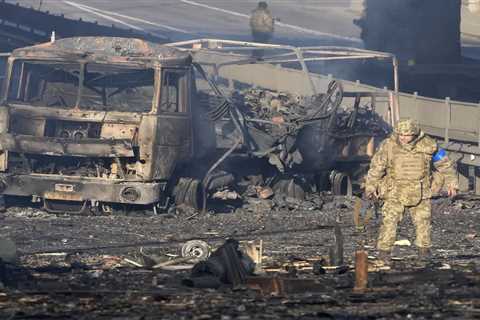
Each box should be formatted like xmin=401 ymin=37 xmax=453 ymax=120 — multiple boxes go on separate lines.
xmin=0 ymin=37 xmax=196 ymax=212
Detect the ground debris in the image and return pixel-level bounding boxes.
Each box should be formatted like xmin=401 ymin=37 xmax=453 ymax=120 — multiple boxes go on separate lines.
xmin=0 ymin=193 xmax=478 ymax=318
xmin=186 ymin=239 xmax=255 ymax=288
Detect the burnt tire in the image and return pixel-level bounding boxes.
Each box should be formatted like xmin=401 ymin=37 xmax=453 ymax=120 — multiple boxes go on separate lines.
xmin=173 ymin=178 xmax=202 ymax=210
xmin=330 ymin=171 xmax=352 ymax=196
xmin=273 ymin=177 xmax=309 ymax=200
xmin=181 ymin=240 xmax=211 ymax=261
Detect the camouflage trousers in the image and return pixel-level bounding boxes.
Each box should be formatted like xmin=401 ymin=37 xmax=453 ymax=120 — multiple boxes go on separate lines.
xmin=377 ymin=198 xmax=432 ymax=251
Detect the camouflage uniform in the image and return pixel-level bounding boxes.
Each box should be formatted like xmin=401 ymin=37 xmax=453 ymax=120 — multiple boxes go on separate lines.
xmin=365 ymin=119 xmax=458 ymax=252
xmin=250 ymin=2 xmax=274 ymax=43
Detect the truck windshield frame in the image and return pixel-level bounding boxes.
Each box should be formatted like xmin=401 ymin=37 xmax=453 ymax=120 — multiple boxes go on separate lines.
xmin=6 ymin=59 xmax=156 ymax=113
xmin=159 ymin=68 xmax=188 ymax=114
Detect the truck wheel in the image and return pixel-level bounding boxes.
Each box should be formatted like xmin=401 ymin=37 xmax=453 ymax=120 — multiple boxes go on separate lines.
xmin=173 ymin=178 xmax=202 ymax=210
xmin=273 ymin=177 xmax=309 ymax=200
xmin=330 ymin=171 xmax=352 ymax=196
xmin=181 ymin=240 xmax=211 ymax=261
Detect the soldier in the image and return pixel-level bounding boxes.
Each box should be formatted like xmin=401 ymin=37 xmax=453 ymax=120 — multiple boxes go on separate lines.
xmin=250 ymin=2 xmax=274 ymax=58
xmin=365 ymin=119 xmax=458 ymax=264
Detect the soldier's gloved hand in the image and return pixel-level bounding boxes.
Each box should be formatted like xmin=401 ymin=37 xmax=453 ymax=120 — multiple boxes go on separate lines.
xmin=447 ymin=185 xmax=458 ymax=198
xmin=365 ymin=187 xmax=378 ymax=200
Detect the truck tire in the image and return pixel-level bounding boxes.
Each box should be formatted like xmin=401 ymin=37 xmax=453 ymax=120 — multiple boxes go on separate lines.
xmin=273 ymin=177 xmax=309 ymax=200
xmin=173 ymin=178 xmax=202 ymax=210
xmin=330 ymin=171 xmax=352 ymax=196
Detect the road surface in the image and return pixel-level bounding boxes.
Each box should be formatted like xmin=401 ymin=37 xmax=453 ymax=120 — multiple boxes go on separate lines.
xmin=11 ymin=0 xmax=363 ymax=47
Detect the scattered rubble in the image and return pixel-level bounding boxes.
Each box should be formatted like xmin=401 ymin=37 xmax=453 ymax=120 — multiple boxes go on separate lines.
xmin=0 ymin=191 xmax=477 ymax=318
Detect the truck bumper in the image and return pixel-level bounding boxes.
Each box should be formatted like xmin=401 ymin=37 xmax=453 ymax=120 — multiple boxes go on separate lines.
xmin=2 ymin=174 xmax=164 ymax=205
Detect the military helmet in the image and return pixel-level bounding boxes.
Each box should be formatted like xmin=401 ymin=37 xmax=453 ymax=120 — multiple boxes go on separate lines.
xmin=258 ymin=1 xmax=268 ymax=9
xmin=395 ymin=119 xmax=420 ymax=135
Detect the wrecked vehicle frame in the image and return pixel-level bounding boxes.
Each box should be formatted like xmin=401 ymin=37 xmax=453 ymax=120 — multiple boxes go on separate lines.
xmin=175 ymin=39 xmax=397 ymax=202
xmin=0 ymin=37 xmax=196 ymax=212
xmin=0 ymin=37 xmax=397 ymax=213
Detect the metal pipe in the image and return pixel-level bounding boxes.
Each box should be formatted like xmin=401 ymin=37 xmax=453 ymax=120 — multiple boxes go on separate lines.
xmin=393 ymin=56 xmax=400 ymax=122
xmin=295 ymin=48 xmax=317 ymax=96
xmin=302 ymin=49 xmax=390 ymax=57
xmin=169 ymin=40 xmax=388 ymax=57
xmin=261 ymin=55 xmax=386 ymax=64
xmin=166 ymin=38 xmax=293 ymax=50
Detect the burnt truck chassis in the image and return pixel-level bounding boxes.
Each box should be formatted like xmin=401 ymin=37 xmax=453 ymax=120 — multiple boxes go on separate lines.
xmin=0 ymin=37 xmax=395 ymax=213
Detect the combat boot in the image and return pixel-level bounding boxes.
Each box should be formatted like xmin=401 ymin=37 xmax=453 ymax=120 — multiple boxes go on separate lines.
xmin=417 ymin=247 xmax=431 ymax=262
xmin=378 ymin=250 xmax=391 ymax=266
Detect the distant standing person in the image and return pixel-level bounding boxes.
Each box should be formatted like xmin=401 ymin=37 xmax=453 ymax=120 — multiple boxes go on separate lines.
xmin=250 ymin=2 xmax=274 ymax=57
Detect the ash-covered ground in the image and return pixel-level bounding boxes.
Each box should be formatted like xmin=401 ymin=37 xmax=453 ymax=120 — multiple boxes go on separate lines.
xmin=0 ymin=193 xmax=479 ymax=319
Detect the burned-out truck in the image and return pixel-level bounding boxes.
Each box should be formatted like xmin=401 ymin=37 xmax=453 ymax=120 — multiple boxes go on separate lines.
xmin=0 ymin=37 xmax=202 ymax=212
xmin=0 ymin=37 xmax=387 ymax=213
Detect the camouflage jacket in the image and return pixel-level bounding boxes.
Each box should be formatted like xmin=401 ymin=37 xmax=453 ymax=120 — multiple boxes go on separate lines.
xmin=365 ymin=132 xmax=458 ymax=206
xmin=250 ymin=8 xmax=274 ymax=33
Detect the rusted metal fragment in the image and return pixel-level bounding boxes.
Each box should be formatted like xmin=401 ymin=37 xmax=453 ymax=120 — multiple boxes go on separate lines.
xmin=246 ymin=276 xmax=325 ymax=296
xmin=354 ymin=250 xmax=369 ymax=292
xmin=0 ymin=133 xmax=134 ymax=157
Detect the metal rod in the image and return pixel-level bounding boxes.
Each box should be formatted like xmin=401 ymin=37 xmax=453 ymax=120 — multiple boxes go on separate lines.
xmin=262 ymin=55 xmax=385 ymax=64
xmin=295 ymin=48 xmax=317 ymax=96
xmin=303 ymin=50 xmax=390 ymax=58
xmin=392 ymin=56 xmax=400 ymax=121
xmin=353 ymin=250 xmax=368 ymax=292
xmin=445 ymin=97 xmax=451 ymax=143
xmin=167 ymin=39 xmax=394 ymax=59
xmin=393 ymin=56 xmax=399 ymax=94
xmin=166 ymin=38 xmax=293 ymax=49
